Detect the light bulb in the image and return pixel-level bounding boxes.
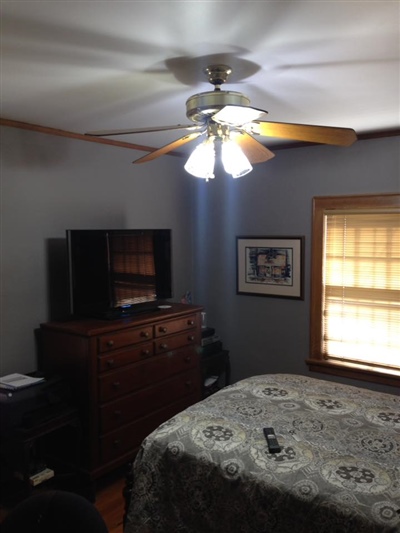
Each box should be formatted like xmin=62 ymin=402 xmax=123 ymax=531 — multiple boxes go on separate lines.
xmin=221 ymin=139 xmax=253 ymax=178
xmin=184 ymin=140 xmax=215 ymax=180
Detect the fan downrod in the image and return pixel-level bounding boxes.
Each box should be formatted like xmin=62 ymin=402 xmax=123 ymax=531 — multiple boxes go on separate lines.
xmin=203 ymin=64 xmax=232 ymax=89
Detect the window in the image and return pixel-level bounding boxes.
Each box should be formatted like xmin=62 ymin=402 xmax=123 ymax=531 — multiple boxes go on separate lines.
xmin=308 ymin=193 xmax=400 ymax=387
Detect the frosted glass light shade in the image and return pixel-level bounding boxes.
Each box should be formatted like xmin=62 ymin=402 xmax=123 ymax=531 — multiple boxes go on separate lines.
xmin=221 ymin=139 xmax=253 ymax=178
xmin=184 ymin=140 xmax=215 ymax=180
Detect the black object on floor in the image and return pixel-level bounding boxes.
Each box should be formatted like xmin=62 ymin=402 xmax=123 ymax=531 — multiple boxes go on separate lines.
xmin=1 ymin=490 xmax=108 ymax=533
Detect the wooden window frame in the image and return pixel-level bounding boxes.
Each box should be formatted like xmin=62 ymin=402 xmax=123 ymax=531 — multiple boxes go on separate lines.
xmin=307 ymin=193 xmax=400 ymax=388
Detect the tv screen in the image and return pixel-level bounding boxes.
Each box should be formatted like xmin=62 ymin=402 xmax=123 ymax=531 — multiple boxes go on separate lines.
xmin=67 ymin=229 xmax=172 ymax=319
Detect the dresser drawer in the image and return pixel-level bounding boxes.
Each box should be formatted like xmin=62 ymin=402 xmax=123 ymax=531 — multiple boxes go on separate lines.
xmin=155 ymin=331 xmax=198 ymax=354
xmin=100 ymin=394 xmax=199 ymax=463
xmin=100 ymin=368 xmax=200 ymax=433
xmin=155 ymin=314 xmax=198 ymax=337
xmin=99 ymin=346 xmax=199 ymax=402
xmin=98 ymin=326 xmax=153 ymax=353
xmin=98 ymin=342 xmax=154 ymax=372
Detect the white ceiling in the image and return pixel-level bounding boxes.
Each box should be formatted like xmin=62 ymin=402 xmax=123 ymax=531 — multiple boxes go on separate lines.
xmin=1 ymin=1 xmax=399 ymax=153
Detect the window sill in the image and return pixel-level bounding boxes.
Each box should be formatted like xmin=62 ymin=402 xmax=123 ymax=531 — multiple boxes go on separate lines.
xmin=306 ymin=358 xmax=400 ymax=389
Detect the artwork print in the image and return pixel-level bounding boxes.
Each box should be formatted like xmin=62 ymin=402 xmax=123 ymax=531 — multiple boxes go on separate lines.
xmin=237 ymin=236 xmax=304 ymax=300
xmin=245 ymin=245 xmax=294 ymax=287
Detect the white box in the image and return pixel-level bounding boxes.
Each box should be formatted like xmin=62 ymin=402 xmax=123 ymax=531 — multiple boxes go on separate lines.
xmin=29 ymin=467 xmax=55 ymax=487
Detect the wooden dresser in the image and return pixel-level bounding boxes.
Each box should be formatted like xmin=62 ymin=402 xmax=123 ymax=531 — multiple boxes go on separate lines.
xmin=40 ymin=303 xmax=203 ymax=478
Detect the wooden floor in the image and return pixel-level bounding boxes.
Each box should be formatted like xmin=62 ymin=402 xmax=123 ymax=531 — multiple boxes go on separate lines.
xmin=94 ymin=467 xmax=126 ymax=533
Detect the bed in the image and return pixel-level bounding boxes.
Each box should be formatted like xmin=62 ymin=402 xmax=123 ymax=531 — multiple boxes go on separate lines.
xmin=124 ymin=373 xmax=400 ymax=533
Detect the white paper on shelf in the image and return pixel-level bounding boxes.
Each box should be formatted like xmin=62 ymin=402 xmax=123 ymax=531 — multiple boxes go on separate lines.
xmin=0 ymin=373 xmax=45 ymax=390
xmin=204 ymin=375 xmax=219 ymax=387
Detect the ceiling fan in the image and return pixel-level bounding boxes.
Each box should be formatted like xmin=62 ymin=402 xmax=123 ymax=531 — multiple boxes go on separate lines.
xmin=85 ymin=64 xmax=357 ymax=179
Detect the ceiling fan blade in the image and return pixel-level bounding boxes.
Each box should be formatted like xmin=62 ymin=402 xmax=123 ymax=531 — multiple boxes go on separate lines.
xmin=86 ymin=124 xmax=201 ymax=137
xmin=245 ymin=121 xmax=357 ymax=146
xmin=212 ymin=105 xmax=268 ymax=127
xmin=133 ymin=131 xmax=205 ymax=164
xmin=231 ymin=131 xmax=275 ymax=164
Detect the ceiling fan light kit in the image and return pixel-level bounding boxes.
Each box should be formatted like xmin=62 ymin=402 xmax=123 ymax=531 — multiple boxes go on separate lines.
xmin=85 ymin=64 xmax=358 ymax=181
xmin=184 ymin=129 xmax=253 ymax=181
xmin=183 ymin=121 xmax=253 ymax=180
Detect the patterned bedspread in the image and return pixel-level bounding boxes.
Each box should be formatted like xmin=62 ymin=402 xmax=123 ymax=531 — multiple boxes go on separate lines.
xmin=124 ymin=374 xmax=400 ymax=533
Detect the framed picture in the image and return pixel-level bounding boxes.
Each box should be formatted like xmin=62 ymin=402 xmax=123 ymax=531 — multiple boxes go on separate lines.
xmin=236 ymin=236 xmax=305 ymax=300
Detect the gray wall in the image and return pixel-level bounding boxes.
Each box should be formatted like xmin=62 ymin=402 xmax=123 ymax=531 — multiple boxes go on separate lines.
xmin=1 ymin=126 xmax=194 ymax=375
xmin=1 ymin=126 xmax=399 ymax=395
xmin=191 ymin=136 xmax=400 ymax=394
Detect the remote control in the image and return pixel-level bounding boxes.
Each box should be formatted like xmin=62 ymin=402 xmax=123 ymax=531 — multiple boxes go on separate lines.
xmin=263 ymin=427 xmax=282 ymax=453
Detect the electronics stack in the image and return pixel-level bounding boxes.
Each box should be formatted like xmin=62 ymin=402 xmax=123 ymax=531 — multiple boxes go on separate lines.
xmin=200 ymin=326 xmax=230 ymax=398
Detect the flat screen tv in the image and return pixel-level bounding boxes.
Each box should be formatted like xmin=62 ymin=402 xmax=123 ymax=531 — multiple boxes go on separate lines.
xmin=67 ymin=229 xmax=172 ymax=319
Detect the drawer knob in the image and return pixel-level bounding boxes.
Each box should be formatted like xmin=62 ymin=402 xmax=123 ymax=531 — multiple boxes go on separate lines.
xmin=185 ymin=356 xmax=191 ymax=363
xmin=188 ymin=320 xmax=194 ymax=326
xmin=159 ymin=327 xmax=168 ymax=333
xmin=113 ymin=439 xmax=121 ymax=448
xmin=188 ymin=335 xmax=195 ymax=342
xmin=141 ymin=331 xmax=150 ymax=338
xmin=106 ymin=359 xmax=115 ymax=367
xmin=107 ymin=340 xmax=114 ymax=347
xmin=141 ymin=350 xmax=150 ymax=357
xmin=112 ymin=381 xmax=120 ymax=389
xmin=160 ymin=343 xmax=168 ymax=350
xmin=185 ymin=380 xmax=192 ymax=388
xmin=114 ymin=410 xmax=121 ymax=418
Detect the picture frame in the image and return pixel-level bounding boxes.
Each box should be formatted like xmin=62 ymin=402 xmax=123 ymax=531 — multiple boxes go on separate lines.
xmin=236 ymin=236 xmax=305 ymax=300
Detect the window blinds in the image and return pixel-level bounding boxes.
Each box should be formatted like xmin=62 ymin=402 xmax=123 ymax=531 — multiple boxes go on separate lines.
xmin=322 ymin=211 xmax=400 ymax=370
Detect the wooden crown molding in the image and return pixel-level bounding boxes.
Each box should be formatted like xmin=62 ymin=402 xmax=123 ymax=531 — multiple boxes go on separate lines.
xmin=271 ymin=127 xmax=400 ymax=151
xmin=0 ymin=117 xmax=182 ymax=157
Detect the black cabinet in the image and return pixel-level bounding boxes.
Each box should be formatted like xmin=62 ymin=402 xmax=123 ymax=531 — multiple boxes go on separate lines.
xmin=201 ymin=349 xmax=230 ymax=398
xmin=199 ymin=327 xmax=230 ymax=398
xmin=0 ymin=402 xmax=85 ymax=505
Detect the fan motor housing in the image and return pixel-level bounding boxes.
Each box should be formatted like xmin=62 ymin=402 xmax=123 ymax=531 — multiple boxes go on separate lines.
xmin=186 ymin=90 xmax=250 ymax=123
